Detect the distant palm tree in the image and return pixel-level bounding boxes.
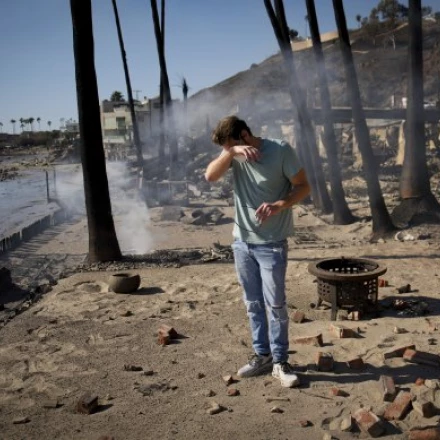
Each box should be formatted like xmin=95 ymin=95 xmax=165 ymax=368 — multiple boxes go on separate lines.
xmin=69 ymin=0 xmax=122 ymax=263
xmin=28 ymin=117 xmax=35 ymax=131
xmin=111 ymin=0 xmax=143 ymax=166
xmin=37 ymin=117 xmax=41 ymax=131
xmin=20 ymin=123 xmax=25 ymax=132
xmin=47 ymin=120 xmax=52 ymax=130
xmin=356 ymin=14 xmax=362 ymax=28
xmin=19 ymin=118 xmax=25 ymax=131
xmin=10 ymin=119 xmax=16 ymax=134
xmin=0 ymin=122 xmax=3 ymax=133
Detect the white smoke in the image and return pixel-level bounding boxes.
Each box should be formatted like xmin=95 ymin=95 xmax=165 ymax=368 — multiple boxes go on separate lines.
xmin=53 ymin=160 xmax=154 ymax=255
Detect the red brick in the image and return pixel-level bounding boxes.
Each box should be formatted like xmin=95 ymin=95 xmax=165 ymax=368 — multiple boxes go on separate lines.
xmin=378 ymin=278 xmax=388 ymax=287
xmin=291 ymin=310 xmax=306 ymax=323
xmin=347 ymin=311 xmax=361 ymax=321
xmin=227 ymin=388 xmax=240 ymax=396
xmin=346 ymin=357 xmax=364 ymax=370
xmin=411 ymin=387 xmax=437 ymax=418
xmin=383 ymin=391 xmax=412 ymax=420
xmin=353 ymin=408 xmax=385 ymax=438
xmin=158 ymin=324 xmax=178 ymax=339
xmin=157 ymin=331 xmax=170 ymax=346
xmin=383 ymin=344 xmax=416 ymax=359
xmin=316 ymin=352 xmax=334 ymax=372
xmin=330 ymin=324 xmax=358 ymax=338
xmin=293 ymin=334 xmax=323 ymax=347
xmin=330 ymin=387 xmax=349 ymax=397
xmin=409 ymin=426 xmax=440 ymax=440
xmin=415 ymin=378 xmax=426 ymax=386
xmin=377 ymin=375 xmax=397 ymax=402
xmin=403 ymin=349 xmax=440 ymax=367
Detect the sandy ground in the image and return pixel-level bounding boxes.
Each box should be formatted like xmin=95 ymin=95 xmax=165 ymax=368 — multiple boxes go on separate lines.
xmin=1 ymin=199 xmax=440 ymax=440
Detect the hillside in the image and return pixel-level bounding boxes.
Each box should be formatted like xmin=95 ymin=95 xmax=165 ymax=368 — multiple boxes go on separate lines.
xmin=185 ymin=20 xmax=440 ymax=133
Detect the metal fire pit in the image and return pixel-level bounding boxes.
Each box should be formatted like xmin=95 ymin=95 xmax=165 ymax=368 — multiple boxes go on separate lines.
xmin=308 ymin=257 xmax=387 ymax=320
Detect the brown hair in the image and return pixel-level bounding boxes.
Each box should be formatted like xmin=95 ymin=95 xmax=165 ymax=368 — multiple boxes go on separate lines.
xmin=211 ymin=116 xmax=253 ymax=146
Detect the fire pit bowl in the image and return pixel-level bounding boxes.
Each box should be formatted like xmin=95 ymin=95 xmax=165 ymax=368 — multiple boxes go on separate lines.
xmin=308 ymin=257 xmax=387 ymax=320
xmin=108 ymin=273 xmax=141 ymax=294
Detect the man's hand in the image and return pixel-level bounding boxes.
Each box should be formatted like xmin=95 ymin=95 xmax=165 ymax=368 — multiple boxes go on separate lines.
xmin=229 ymin=145 xmax=261 ymax=162
xmin=255 ymin=202 xmax=282 ymax=224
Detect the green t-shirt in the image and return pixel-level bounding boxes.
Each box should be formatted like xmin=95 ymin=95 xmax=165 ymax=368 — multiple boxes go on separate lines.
xmin=231 ymin=138 xmax=301 ymax=244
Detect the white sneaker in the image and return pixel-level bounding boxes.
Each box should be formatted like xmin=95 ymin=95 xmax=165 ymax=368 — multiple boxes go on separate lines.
xmin=272 ymin=362 xmax=300 ymax=388
xmin=237 ymin=353 xmax=273 ymax=378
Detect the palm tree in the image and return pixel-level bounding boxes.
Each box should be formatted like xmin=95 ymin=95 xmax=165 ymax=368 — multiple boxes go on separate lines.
xmin=332 ymin=0 xmax=395 ymax=236
xmin=28 ymin=117 xmax=35 ymax=131
xmin=47 ymin=120 xmax=52 ymax=130
xmin=20 ymin=122 xmax=25 ymax=132
xmin=306 ymin=0 xmax=355 ymax=224
xmin=0 ymin=122 xmax=3 ymax=133
xmin=19 ymin=118 xmax=25 ymax=132
xmin=392 ymin=0 xmax=440 ymax=223
xmin=264 ymin=0 xmax=333 ymax=214
xmin=37 ymin=117 xmax=41 ymax=131
xmin=10 ymin=119 xmax=16 ymax=134
xmin=111 ymin=0 xmax=143 ymax=166
xmin=356 ymin=14 xmax=362 ymax=28
xmin=150 ymin=0 xmax=178 ymax=165
xmin=69 ymin=0 xmax=122 ymax=263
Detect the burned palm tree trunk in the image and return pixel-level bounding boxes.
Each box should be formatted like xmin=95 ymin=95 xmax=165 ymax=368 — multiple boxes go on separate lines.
xmin=393 ymin=0 xmax=440 ymax=224
xmin=265 ymin=0 xmax=333 ymax=214
xmin=306 ymin=0 xmax=355 ymax=224
xmin=332 ymin=0 xmax=395 ymax=236
xmin=111 ymin=0 xmax=143 ymax=167
xmin=70 ymin=0 xmax=122 ymax=263
xmin=150 ymin=0 xmax=178 ymax=166
xmin=158 ymin=0 xmax=165 ymax=164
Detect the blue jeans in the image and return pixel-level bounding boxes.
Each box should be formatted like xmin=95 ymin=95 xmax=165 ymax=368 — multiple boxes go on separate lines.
xmin=232 ymin=239 xmax=289 ymax=363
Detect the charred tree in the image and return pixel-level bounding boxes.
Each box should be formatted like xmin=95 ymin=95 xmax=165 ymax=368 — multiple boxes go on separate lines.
xmin=264 ymin=0 xmax=333 ymax=214
xmin=70 ymin=0 xmax=122 ymax=263
xmin=111 ymin=0 xmax=143 ymax=167
xmin=332 ymin=0 xmax=396 ymax=236
xmin=306 ymin=0 xmax=355 ymax=225
xmin=392 ymin=0 xmax=440 ymax=225
xmin=150 ymin=0 xmax=179 ymax=167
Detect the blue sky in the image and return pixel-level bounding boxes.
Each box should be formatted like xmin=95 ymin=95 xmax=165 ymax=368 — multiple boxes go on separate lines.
xmin=1 ymin=0 xmax=440 ymax=133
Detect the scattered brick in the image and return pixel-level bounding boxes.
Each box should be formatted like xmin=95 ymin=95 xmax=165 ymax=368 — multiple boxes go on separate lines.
xmin=297 ymin=420 xmax=312 ymax=427
xmin=158 ymin=332 xmax=170 ymax=346
xmin=377 ymin=375 xmax=397 ymax=402
xmin=346 ymin=357 xmax=364 ymax=370
xmin=76 ymin=393 xmax=99 ymax=415
xmin=270 ymin=406 xmax=284 ymax=413
xmin=347 ymin=311 xmax=361 ymax=321
xmin=383 ymin=344 xmax=416 ymax=359
xmin=158 ymin=324 xmax=179 ymax=339
xmin=97 ymin=437 xmax=115 ymax=440
xmin=293 ymin=334 xmax=323 ymax=347
xmin=316 ymin=352 xmax=334 ymax=372
xmin=409 ymin=426 xmax=440 ymax=440
xmin=415 ymin=378 xmax=426 ymax=386
xmin=12 ymin=416 xmax=30 ymax=425
xmin=403 ymin=349 xmax=440 ymax=367
xmin=291 ymin=310 xmax=306 ymax=323
xmin=353 ymin=408 xmax=385 ymax=438
xmin=330 ymin=324 xmax=358 ymax=338
xmin=383 ymin=391 xmax=412 ymax=420
xmin=227 ymin=388 xmax=240 ymax=397
xmin=330 ymin=387 xmax=349 ymax=397
xmin=222 ymin=375 xmax=235 ymax=385
xmin=378 ymin=278 xmax=388 ymax=287
xmin=207 ymin=402 xmax=225 ymax=415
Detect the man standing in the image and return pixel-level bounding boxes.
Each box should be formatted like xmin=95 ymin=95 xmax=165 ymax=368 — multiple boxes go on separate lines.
xmin=205 ymin=116 xmax=310 ymax=388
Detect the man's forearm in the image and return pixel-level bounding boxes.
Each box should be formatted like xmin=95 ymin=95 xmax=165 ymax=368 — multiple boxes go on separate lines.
xmin=276 ymin=183 xmax=310 ymax=210
xmin=205 ymin=149 xmax=233 ymax=182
